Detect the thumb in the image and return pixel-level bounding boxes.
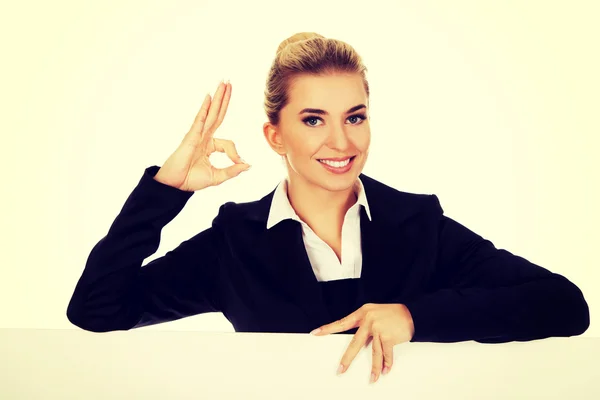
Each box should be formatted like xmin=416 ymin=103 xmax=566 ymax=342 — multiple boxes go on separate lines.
xmin=213 ymin=162 xmax=251 ymax=185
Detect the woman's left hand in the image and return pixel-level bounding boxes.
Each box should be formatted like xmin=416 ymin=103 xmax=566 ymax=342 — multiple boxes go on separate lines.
xmin=310 ymin=303 xmax=415 ymax=383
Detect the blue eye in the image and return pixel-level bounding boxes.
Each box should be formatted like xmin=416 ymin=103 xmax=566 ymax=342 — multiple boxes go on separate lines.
xmin=304 ymin=116 xmax=321 ymax=126
xmin=348 ymin=114 xmax=366 ymax=124
xmin=302 ymin=114 xmax=367 ymax=127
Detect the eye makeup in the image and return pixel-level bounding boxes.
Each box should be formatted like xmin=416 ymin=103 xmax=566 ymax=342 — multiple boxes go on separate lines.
xmin=302 ymin=113 xmax=367 ymax=127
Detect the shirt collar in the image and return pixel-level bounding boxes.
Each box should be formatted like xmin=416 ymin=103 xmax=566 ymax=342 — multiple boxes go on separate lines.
xmin=266 ymin=177 xmax=372 ymax=229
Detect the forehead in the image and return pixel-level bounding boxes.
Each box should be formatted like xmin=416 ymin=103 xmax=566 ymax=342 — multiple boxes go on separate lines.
xmin=286 ymin=73 xmax=367 ymax=111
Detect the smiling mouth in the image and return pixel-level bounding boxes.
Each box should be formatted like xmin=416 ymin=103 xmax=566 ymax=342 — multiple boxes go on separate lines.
xmin=317 ymin=156 xmax=356 ymax=168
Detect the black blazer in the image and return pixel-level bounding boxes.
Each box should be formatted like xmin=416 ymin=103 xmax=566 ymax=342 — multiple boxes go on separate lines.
xmin=67 ymin=166 xmax=590 ymax=343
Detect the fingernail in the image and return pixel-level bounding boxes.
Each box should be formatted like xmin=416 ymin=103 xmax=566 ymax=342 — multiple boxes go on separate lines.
xmin=310 ymin=328 xmax=321 ymax=335
xmin=336 ymin=365 xmax=344 ymax=375
xmin=382 ymin=366 xmax=389 ymax=375
xmin=370 ymin=373 xmax=376 ymax=383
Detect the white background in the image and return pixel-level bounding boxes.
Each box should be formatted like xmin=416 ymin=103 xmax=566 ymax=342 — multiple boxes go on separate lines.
xmin=1 ymin=0 xmax=598 ymax=335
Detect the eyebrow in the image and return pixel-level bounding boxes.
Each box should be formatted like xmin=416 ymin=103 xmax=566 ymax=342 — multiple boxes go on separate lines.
xmin=298 ymin=104 xmax=366 ymax=115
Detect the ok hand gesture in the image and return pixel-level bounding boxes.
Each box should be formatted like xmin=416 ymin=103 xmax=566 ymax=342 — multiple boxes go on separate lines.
xmin=154 ymin=80 xmax=250 ymax=191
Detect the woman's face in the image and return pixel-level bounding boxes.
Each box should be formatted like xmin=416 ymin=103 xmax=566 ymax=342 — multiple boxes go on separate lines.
xmin=264 ymin=72 xmax=371 ymax=193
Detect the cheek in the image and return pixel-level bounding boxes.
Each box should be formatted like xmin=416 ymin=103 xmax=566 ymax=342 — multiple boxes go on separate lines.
xmin=354 ymin=129 xmax=371 ymax=151
xmin=289 ymin=133 xmax=322 ymax=156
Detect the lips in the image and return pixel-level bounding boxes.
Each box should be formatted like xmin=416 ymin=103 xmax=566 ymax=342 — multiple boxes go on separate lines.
xmin=317 ymin=156 xmax=356 ymax=174
xmin=319 ymin=158 xmax=351 ymax=168
xmin=317 ymin=155 xmax=356 ymax=162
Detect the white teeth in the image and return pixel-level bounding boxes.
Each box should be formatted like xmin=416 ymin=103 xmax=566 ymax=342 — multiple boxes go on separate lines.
xmin=319 ymin=158 xmax=351 ymax=168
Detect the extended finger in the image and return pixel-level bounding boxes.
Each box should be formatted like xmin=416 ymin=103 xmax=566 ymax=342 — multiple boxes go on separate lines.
xmin=212 ymin=138 xmax=245 ymax=164
xmin=184 ymin=94 xmax=211 ymax=147
xmin=203 ymin=81 xmax=228 ymax=138
xmin=339 ymin=324 xmax=370 ymax=374
xmin=370 ymin=334 xmax=383 ymax=383
xmin=213 ymin=81 xmax=232 ymax=132
xmin=381 ymin=341 xmax=394 ymax=375
xmin=313 ymin=310 xmax=361 ymax=336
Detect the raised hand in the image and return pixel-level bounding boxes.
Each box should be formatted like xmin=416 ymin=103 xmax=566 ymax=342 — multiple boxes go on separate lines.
xmin=154 ymin=80 xmax=250 ymax=192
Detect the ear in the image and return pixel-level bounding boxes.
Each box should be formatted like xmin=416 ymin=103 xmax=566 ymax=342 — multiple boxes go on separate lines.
xmin=263 ymin=122 xmax=286 ymax=155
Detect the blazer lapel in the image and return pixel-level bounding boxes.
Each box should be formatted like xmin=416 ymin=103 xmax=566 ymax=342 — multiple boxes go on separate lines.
xmin=359 ymin=207 xmax=399 ymax=304
xmin=242 ymin=174 xmax=425 ymax=329
xmin=260 ymin=220 xmax=332 ymax=328
xmin=358 ymin=176 xmax=424 ymax=305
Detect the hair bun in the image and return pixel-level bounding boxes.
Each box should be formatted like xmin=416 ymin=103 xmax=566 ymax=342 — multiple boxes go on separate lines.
xmin=276 ymin=32 xmax=325 ymax=55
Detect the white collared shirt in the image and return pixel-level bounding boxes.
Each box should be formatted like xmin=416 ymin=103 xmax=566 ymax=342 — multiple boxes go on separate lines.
xmin=266 ymin=178 xmax=372 ymax=282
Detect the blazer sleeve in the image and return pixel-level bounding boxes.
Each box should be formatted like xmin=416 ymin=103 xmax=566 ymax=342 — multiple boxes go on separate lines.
xmin=66 ymin=166 xmax=223 ymax=333
xmin=403 ymin=195 xmax=590 ymax=343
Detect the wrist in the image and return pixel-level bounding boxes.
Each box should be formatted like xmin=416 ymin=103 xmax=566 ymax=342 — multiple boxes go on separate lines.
xmin=400 ymin=304 xmax=415 ymax=340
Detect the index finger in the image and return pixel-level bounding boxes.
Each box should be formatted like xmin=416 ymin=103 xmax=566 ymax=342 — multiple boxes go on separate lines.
xmin=311 ymin=311 xmax=360 ymax=336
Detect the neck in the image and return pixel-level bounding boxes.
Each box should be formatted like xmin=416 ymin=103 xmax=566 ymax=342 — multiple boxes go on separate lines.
xmin=286 ymin=175 xmax=358 ymax=232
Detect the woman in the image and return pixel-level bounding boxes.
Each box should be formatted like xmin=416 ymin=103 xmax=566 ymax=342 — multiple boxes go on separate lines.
xmin=67 ymin=32 xmax=589 ymax=382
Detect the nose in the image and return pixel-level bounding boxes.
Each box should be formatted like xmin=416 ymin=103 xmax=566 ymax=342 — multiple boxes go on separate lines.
xmin=326 ymin=123 xmax=351 ymax=151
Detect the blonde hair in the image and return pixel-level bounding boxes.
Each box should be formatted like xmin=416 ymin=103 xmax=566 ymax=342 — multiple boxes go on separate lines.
xmin=263 ymin=32 xmax=370 ymax=125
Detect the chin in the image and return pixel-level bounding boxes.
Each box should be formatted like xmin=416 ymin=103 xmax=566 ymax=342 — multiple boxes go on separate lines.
xmin=311 ymin=161 xmax=363 ymax=192
xmin=320 ymin=180 xmax=356 ymax=192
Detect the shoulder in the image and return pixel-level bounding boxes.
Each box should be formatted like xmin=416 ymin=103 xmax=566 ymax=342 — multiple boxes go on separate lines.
xmin=359 ymin=173 xmax=443 ymax=223
xmin=211 ymin=174 xmax=445 ymax=226
xmin=211 ymin=189 xmax=275 ymax=227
